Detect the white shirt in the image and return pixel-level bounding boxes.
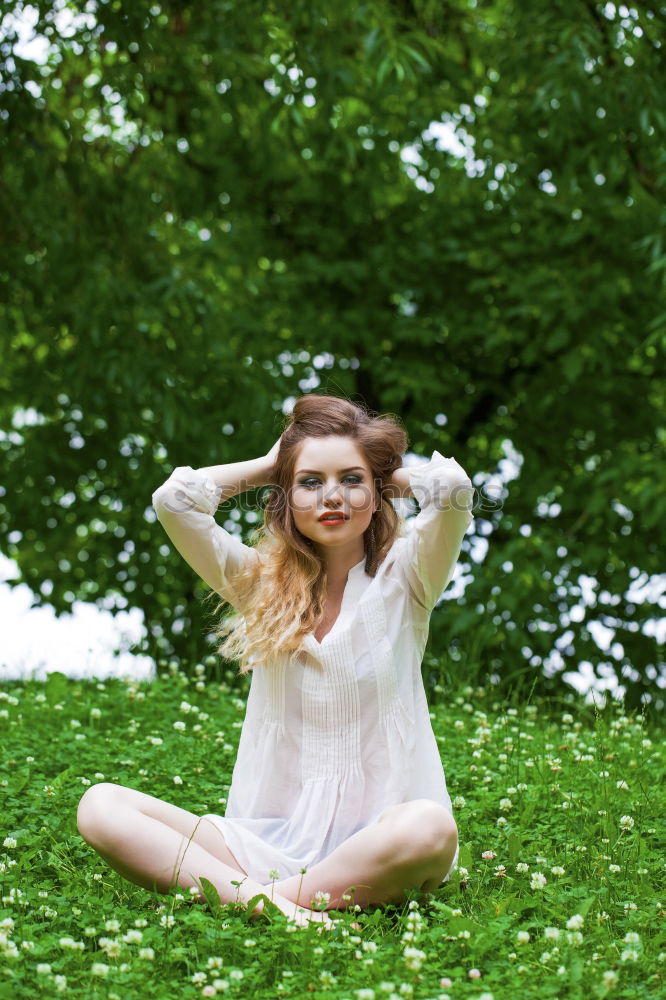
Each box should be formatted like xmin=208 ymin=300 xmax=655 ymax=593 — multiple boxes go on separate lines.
xmin=152 ymin=451 xmax=474 ymax=886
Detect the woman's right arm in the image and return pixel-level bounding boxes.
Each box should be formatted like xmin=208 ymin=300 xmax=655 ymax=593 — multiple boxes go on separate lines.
xmin=196 ymin=453 xmax=275 ymax=499
xmin=151 ymin=449 xmax=277 ymax=603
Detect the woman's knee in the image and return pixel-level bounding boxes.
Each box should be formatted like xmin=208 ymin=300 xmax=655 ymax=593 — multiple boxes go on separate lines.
xmin=76 ymin=782 xmax=125 ymax=844
xmin=382 ymin=799 xmax=458 ymax=864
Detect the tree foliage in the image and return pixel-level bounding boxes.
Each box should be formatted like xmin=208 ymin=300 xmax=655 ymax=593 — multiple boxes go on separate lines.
xmin=1 ymin=0 xmax=664 ymax=704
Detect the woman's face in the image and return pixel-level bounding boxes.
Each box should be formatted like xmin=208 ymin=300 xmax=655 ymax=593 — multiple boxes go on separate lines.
xmin=289 ymin=436 xmax=377 ymax=558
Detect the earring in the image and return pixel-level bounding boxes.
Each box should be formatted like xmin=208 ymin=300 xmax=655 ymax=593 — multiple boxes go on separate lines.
xmin=365 ymin=518 xmax=376 ymax=571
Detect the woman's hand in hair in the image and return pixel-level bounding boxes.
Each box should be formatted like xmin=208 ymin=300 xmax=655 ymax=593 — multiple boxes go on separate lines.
xmin=265 ymin=432 xmax=285 ymax=476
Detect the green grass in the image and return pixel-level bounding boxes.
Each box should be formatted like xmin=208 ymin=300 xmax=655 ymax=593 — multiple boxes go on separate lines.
xmin=0 ymin=664 xmax=664 ymax=999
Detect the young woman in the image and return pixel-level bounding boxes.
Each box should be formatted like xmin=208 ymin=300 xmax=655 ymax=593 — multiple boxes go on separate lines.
xmin=77 ymin=394 xmax=475 ymax=928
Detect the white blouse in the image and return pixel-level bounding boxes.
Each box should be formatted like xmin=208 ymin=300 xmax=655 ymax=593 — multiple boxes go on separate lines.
xmin=152 ymin=451 xmax=474 ymax=887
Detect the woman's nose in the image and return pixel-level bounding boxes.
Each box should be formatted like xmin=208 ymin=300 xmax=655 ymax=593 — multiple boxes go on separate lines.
xmin=325 ymin=480 xmax=344 ymax=504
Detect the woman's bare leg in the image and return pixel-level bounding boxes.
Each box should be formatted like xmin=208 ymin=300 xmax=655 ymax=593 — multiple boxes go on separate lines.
xmin=273 ymin=799 xmax=457 ymax=912
xmin=76 ymin=783 xmax=332 ymax=928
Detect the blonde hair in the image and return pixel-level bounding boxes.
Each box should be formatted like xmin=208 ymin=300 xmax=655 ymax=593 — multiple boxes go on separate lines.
xmin=206 ymin=393 xmax=408 ymax=674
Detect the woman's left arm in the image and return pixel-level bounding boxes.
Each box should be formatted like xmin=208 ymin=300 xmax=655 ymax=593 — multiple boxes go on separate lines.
xmin=389 ymin=451 xmax=474 ymax=611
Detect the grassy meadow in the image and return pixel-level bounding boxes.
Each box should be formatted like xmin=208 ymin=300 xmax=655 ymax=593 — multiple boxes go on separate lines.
xmin=0 ymin=662 xmax=663 ymax=999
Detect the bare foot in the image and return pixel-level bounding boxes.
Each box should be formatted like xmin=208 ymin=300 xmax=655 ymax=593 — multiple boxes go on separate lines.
xmin=247 ymin=898 xmax=335 ymax=930
xmin=286 ymin=904 xmax=336 ymax=931
xmin=248 ymin=891 xmax=362 ymax=931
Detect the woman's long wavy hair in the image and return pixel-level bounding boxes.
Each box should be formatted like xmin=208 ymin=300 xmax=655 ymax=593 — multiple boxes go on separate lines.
xmin=207 ymin=394 xmax=408 ymax=674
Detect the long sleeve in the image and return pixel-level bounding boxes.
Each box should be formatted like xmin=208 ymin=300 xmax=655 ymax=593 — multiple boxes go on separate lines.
xmin=151 ymin=466 xmax=260 ymax=606
xmin=394 ymin=450 xmax=474 ymax=612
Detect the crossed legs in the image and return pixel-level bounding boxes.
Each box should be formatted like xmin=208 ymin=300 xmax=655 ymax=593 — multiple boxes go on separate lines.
xmin=76 ymin=783 xmax=457 ymax=919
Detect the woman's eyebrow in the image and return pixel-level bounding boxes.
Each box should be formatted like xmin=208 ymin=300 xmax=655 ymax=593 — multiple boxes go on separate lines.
xmin=295 ymin=466 xmax=366 ymax=475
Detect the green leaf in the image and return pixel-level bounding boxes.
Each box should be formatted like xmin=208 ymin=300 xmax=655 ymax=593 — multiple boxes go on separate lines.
xmin=577 ymin=895 xmax=598 ymax=919
xmin=198 ymin=876 xmax=223 ymax=915
xmin=245 ymin=892 xmax=282 ymax=919
xmin=458 ymin=843 xmax=473 ymax=870
xmin=507 ymin=831 xmax=522 ymax=864
xmin=44 ymin=671 xmax=69 ymax=706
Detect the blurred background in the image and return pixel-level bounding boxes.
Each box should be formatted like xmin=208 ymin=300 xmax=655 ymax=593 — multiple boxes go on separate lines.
xmin=1 ymin=0 xmax=664 ymax=707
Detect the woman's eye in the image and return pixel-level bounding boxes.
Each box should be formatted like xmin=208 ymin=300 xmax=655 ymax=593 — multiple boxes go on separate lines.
xmin=298 ymin=475 xmax=363 ymax=487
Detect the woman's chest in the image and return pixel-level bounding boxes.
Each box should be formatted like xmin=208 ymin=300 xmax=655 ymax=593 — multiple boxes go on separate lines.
xmin=313 ymin=592 xmax=345 ymax=643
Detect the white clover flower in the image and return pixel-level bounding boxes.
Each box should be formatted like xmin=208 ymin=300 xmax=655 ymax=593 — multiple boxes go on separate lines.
xmin=0 ymin=934 xmax=18 ymax=959
xmin=609 ymin=864 xmax=621 ymax=873
xmin=619 ymin=815 xmax=634 ymax=830
xmin=53 ymin=975 xmax=67 ymax=992
xmin=36 ymin=963 xmax=52 ymax=975
xmin=139 ymin=947 xmax=155 ymax=960
xmin=268 ymin=869 xmax=281 ymax=881
xmin=516 ymin=863 xmax=529 ymax=873
xmin=160 ymin=915 xmax=175 ymax=928
xmin=403 ymin=947 xmax=427 ymax=971
xmin=98 ymin=937 xmax=121 ymax=958
xmin=312 ymin=890 xmax=330 ymax=910
xmin=621 ymin=948 xmax=639 ymax=962
xmin=207 ymin=957 xmax=224 ymax=969
xmin=173 ymin=720 xmax=186 ymax=731
xmin=320 ymin=971 xmax=337 ymax=986
xmin=566 ymin=914 xmax=584 ymax=931
xmin=499 ymin=798 xmax=513 ymax=811
xmin=530 ymin=871 xmax=547 ymax=889
xmin=229 ymin=969 xmax=244 ymax=980
xmin=2 ymin=838 xmax=16 ymax=850
xmin=355 ymin=990 xmax=376 ymax=1000
xmin=567 ymin=931 xmax=584 ymax=947
xmin=616 ymin=780 xmax=628 ymax=790
xmin=550 ymin=866 xmax=565 ymax=876
xmin=105 ymin=919 xmax=120 ymax=933
xmin=453 ymin=796 xmax=466 ymax=808
xmin=516 ymin=931 xmax=530 ymax=944
xmin=602 ymin=970 xmax=618 ymax=987
xmin=173 ymin=775 xmax=183 ymax=785
xmin=191 ymin=972 xmax=207 ymax=984
xmin=623 ymin=931 xmax=641 ymax=944
xmin=59 ymin=936 xmax=84 ymax=950
xmin=123 ymin=929 xmax=143 ymax=944
xmin=91 ymin=963 xmax=109 ymax=978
